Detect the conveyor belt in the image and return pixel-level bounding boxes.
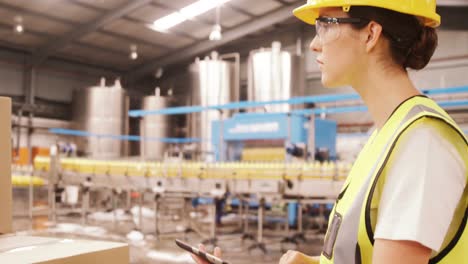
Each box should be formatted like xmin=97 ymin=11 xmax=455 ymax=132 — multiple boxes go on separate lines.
xmin=34 ymin=156 xmax=351 ymax=198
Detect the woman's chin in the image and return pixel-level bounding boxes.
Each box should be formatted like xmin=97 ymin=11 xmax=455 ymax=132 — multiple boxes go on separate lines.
xmin=321 ymin=73 xmax=346 ymax=89
xmin=321 ymin=76 xmax=340 ymax=88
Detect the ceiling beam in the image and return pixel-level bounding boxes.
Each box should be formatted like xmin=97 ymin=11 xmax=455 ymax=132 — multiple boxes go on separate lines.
xmin=224 ymin=3 xmax=256 ymax=18
xmin=0 ymin=22 xmax=133 ymax=68
xmin=29 ymin=0 xmax=153 ymax=66
xmin=67 ymin=0 xmax=107 ymax=12
xmin=0 ymin=2 xmax=78 ymax=26
xmin=69 ymin=0 xmax=199 ymax=42
xmin=0 ymin=1 xmax=172 ymax=52
xmin=98 ymin=29 xmax=171 ymax=51
xmin=274 ymin=0 xmax=292 ymax=5
xmin=125 ymin=1 xmax=302 ymax=83
xmin=0 ymin=41 xmax=33 ymax=56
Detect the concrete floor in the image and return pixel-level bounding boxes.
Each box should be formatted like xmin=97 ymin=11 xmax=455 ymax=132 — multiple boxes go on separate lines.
xmin=13 ymin=215 xmax=324 ymax=264
xmin=12 ymin=189 xmax=325 ymax=264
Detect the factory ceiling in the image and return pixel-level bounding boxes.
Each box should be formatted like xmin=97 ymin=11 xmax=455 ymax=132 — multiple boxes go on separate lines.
xmin=0 ymin=0 xmax=466 ymax=84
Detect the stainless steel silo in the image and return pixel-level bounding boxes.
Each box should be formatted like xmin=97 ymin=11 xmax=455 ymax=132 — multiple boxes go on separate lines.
xmin=140 ymin=88 xmax=174 ymax=160
xmin=72 ymin=78 xmax=129 ymax=159
xmin=188 ymin=52 xmax=239 ymax=161
xmin=248 ymin=41 xmax=305 ymax=112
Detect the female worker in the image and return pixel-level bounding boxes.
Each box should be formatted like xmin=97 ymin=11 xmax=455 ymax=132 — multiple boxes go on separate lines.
xmin=193 ymin=1 xmax=468 ymax=263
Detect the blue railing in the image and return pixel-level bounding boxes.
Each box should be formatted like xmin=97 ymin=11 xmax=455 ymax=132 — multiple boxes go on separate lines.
xmin=128 ymin=85 xmax=468 ymax=117
xmin=49 ymin=128 xmax=201 ymax=143
xmin=50 ymin=86 xmax=468 ymax=140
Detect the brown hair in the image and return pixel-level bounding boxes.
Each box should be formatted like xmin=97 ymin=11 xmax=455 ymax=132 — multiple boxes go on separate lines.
xmin=348 ymin=6 xmax=438 ymax=70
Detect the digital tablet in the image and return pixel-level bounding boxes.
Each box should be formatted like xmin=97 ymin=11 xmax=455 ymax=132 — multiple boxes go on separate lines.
xmin=175 ymin=239 xmax=229 ymax=264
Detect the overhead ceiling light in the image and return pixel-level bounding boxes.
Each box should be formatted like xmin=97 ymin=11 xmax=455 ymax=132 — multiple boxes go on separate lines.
xmin=151 ymin=12 xmax=186 ymax=32
xmin=180 ymin=0 xmax=228 ymax=19
xmin=151 ymin=0 xmax=232 ymax=32
xmin=14 ymin=24 xmax=24 ymax=34
xmin=154 ymin=67 xmax=164 ymax=79
xmin=209 ymin=24 xmax=222 ymax=41
xmin=13 ymin=16 xmax=24 ymax=34
xmin=209 ymin=5 xmax=222 ymax=41
xmin=129 ymin=44 xmax=138 ymax=60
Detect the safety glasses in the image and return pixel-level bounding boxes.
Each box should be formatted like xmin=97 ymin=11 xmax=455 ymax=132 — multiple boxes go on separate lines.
xmin=315 ymin=17 xmax=369 ymax=44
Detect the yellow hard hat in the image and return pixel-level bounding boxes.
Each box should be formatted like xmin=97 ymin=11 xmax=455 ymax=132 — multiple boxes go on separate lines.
xmin=293 ymin=0 xmax=440 ymax=28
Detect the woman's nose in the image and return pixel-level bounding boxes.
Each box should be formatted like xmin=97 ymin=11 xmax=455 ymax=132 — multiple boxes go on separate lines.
xmin=309 ymin=35 xmax=321 ymax=52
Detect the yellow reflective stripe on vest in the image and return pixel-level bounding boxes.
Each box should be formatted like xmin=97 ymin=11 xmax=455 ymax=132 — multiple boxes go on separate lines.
xmin=320 ymin=97 xmax=468 ymax=264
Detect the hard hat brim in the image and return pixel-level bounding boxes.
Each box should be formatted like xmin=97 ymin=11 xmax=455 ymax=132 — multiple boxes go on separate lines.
xmin=292 ymin=1 xmax=441 ymax=28
xmin=293 ymin=3 xmax=336 ymax=25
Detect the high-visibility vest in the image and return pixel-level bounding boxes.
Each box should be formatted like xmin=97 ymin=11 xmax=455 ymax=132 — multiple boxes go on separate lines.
xmin=320 ymin=96 xmax=468 ymax=264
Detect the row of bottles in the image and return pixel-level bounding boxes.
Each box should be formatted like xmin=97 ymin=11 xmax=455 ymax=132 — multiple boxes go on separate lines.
xmin=33 ymin=156 xmax=352 ymax=181
xmin=12 ymin=175 xmax=45 ymax=187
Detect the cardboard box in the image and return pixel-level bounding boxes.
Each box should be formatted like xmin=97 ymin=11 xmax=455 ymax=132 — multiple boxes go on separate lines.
xmin=0 ymin=235 xmax=129 ymax=264
xmin=0 ymin=97 xmax=11 ymax=234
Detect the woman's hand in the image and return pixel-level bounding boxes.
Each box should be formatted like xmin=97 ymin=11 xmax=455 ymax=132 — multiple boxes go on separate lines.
xmin=190 ymin=244 xmax=222 ymax=264
xmin=279 ymin=250 xmax=320 ymax=264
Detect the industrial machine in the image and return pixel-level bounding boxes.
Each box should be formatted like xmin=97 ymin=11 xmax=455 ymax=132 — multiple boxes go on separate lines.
xmin=211 ymin=112 xmax=339 ymax=198
xmin=188 ymin=51 xmax=239 ymax=161
xmin=71 ymin=78 xmax=129 ymax=159
xmin=33 ymin=154 xmax=347 ymax=250
xmin=248 ymin=41 xmax=305 ymax=113
xmin=33 ymin=159 xmax=347 ymax=199
xmin=140 ymin=88 xmax=175 ymax=160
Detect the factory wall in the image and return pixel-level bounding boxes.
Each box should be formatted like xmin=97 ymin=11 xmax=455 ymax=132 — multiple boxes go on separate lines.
xmin=0 ymin=56 xmax=119 ymax=104
xmin=0 ymin=61 xmax=24 ymax=97
xmin=35 ymin=69 xmax=97 ymax=103
xmin=411 ymin=30 xmax=468 ymax=89
xmin=0 ymin=63 xmax=101 ymax=103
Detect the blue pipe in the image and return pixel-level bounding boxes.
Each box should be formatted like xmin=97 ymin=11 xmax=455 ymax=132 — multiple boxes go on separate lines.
xmin=129 ymin=85 xmax=468 ymax=117
xmin=49 ymin=128 xmax=201 ymax=143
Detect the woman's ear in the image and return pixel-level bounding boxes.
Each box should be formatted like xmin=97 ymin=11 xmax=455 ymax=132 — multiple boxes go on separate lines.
xmin=365 ymin=21 xmax=383 ymax=53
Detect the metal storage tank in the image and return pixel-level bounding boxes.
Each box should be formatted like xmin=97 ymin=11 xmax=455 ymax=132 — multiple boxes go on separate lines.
xmin=248 ymin=41 xmax=305 ymax=112
xmin=140 ymin=88 xmax=174 ymax=160
xmin=71 ymin=78 xmax=129 ymax=159
xmin=188 ymin=51 xmax=239 ymax=161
